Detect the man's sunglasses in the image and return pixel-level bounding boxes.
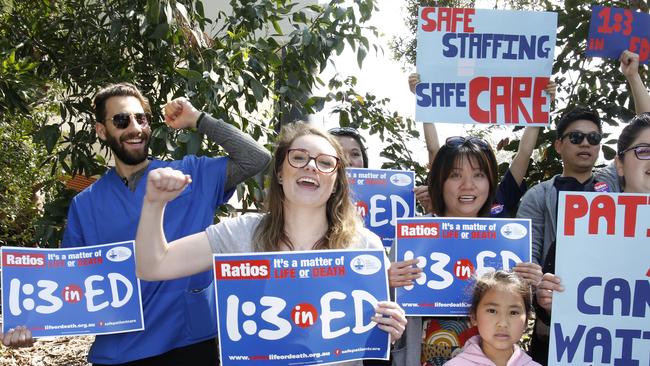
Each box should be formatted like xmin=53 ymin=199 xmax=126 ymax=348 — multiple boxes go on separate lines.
xmin=108 ymin=112 xmax=152 ymax=129
xmin=445 ymin=136 xmax=489 ymax=150
xmin=618 ymin=144 xmax=650 ymax=160
xmin=559 ymin=131 xmax=602 ymax=145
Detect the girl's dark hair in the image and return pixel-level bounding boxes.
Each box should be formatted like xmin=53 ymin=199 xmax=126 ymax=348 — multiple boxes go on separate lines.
xmin=618 ymin=113 xmax=650 ymax=158
xmin=469 ymin=270 xmax=533 ymax=321
xmin=427 ymin=141 xmax=498 ymax=217
xmin=616 ymin=114 xmax=650 ymax=189
xmin=328 ymin=127 xmax=368 ymax=168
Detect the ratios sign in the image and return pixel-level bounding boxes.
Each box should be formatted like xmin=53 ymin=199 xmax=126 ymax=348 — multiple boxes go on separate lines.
xmin=1 ymin=241 xmax=144 ymax=337
xmin=395 ymin=217 xmax=531 ymax=316
xmin=213 ymin=250 xmax=390 ymax=365
xmin=415 ymin=8 xmax=556 ymax=125
xmin=587 ymin=6 xmax=650 ymax=63
xmin=347 ymin=168 xmax=415 ymax=247
xmin=549 ymin=192 xmax=650 ymax=365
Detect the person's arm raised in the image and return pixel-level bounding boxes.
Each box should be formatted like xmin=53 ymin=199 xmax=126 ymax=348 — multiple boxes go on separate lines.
xmin=163 ymin=98 xmax=271 ymax=191
xmin=508 ymin=81 xmax=556 ymax=185
xmin=408 ymin=72 xmax=440 ymax=164
xmin=135 ymin=167 xmax=214 ymax=281
xmin=620 ymin=50 xmax=650 ymax=114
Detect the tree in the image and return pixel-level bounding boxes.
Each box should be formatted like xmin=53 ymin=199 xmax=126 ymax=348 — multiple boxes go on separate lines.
xmin=0 ymin=0 xmax=382 ymax=247
xmin=326 ymin=76 xmax=428 ymax=184
xmin=0 ymin=21 xmax=63 ymax=246
xmin=390 ymin=0 xmax=647 ymax=185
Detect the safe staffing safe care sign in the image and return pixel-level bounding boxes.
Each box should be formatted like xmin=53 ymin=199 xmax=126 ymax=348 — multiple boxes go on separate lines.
xmin=415 ymin=7 xmax=556 ymax=125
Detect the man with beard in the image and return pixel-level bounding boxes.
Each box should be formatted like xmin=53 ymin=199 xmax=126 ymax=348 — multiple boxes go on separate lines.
xmin=60 ymin=82 xmax=269 ymax=365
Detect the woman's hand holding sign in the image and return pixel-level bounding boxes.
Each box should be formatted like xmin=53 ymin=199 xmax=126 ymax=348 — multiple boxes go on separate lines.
xmin=513 ymin=261 xmax=543 ymax=287
xmin=389 ymin=259 xmax=423 ymax=288
xmin=372 ymin=301 xmax=407 ymax=344
xmin=535 ymin=272 xmax=564 ymax=313
xmin=1 ymin=326 xmax=34 ymax=348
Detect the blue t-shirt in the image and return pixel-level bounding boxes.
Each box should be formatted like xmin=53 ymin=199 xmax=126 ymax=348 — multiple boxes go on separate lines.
xmin=62 ymin=155 xmax=232 ymax=364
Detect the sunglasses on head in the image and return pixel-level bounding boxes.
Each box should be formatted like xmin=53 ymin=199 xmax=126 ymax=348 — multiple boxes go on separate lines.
xmin=445 ymin=136 xmax=489 ymax=150
xmin=108 ymin=112 xmax=152 ymax=129
xmin=618 ymin=144 xmax=650 ymax=160
xmin=560 ymin=131 xmax=602 ymax=145
xmin=328 ymin=127 xmax=364 ymax=140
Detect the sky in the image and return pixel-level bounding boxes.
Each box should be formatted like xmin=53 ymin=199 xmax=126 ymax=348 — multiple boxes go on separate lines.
xmin=312 ymin=1 xmax=429 ymax=167
xmin=311 ymin=0 xmax=513 ymax=168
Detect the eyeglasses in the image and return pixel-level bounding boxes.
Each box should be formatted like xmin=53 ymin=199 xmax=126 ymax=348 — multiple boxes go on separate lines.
xmin=445 ymin=136 xmax=489 ymax=150
xmin=108 ymin=112 xmax=152 ymax=129
xmin=287 ymin=149 xmax=340 ymax=173
xmin=618 ymin=144 xmax=650 ymax=160
xmin=328 ymin=127 xmax=364 ymax=141
xmin=559 ymin=131 xmax=602 ymax=145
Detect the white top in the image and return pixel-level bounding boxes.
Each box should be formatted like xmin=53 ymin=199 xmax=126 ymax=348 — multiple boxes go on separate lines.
xmin=206 ymin=213 xmax=383 ymax=253
xmin=204 ymin=213 xmax=388 ymax=366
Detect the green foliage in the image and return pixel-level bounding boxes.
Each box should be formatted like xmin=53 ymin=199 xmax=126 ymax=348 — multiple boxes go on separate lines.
xmin=0 ymin=117 xmax=58 ymax=246
xmin=326 ymin=76 xmax=428 ymax=184
xmin=0 ymin=0 xmax=381 ymax=247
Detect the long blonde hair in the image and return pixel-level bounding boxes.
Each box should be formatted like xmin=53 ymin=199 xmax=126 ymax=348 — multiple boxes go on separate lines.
xmin=253 ymin=122 xmax=361 ymax=252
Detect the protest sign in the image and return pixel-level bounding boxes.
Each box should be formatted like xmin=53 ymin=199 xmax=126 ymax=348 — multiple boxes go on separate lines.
xmin=394 ymin=217 xmax=531 ymax=316
xmin=586 ymin=5 xmax=650 ymax=63
xmin=549 ymin=192 xmax=650 ymax=365
xmin=213 ymin=249 xmax=390 ymax=365
xmin=1 ymin=241 xmax=144 ymax=337
xmin=347 ymin=168 xmax=415 ymax=247
xmin=415 ymin=7 xmax=556 ymax=125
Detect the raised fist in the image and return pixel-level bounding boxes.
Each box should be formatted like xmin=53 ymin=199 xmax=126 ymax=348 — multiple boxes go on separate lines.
xmin=144 ymin=167 xmax=192 ymax=204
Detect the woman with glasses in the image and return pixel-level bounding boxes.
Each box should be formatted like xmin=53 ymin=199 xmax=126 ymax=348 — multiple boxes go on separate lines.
xmin=328 ymin=127 xmax=369 ymax=168
xmin=615 ymin=114 xmax=650 ymax=192
xmin=133 ymin=122 xmax=407 ymax=365
xmin=391 ymin=135 xmax=544 ymax=366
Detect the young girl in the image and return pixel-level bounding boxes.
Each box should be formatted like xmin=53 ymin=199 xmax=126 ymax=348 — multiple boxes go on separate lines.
xmin=445 ymin=271 xmax=540 ymax=366
xmin=391 ymin=137 xmax=543 ymax=366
